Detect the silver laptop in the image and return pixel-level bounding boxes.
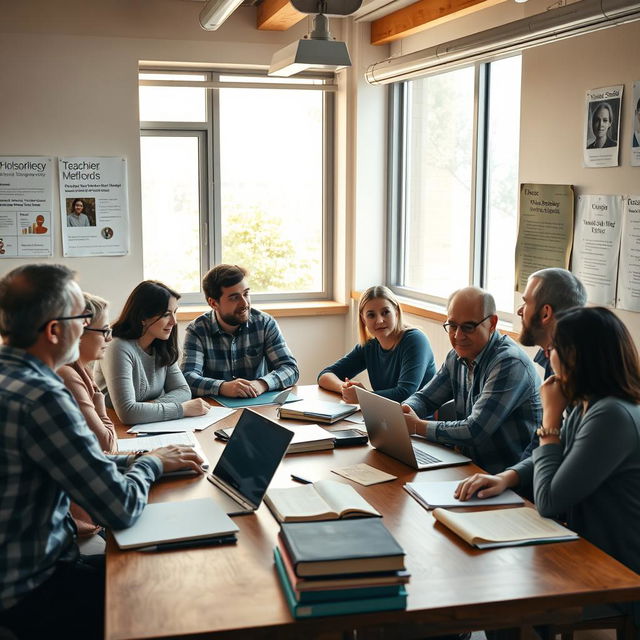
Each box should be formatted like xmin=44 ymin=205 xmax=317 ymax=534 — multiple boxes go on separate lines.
xmin=207 ymin=409 xmax=293 ymax=516
xmin=355 ymin=387 xmax=471 ymax=470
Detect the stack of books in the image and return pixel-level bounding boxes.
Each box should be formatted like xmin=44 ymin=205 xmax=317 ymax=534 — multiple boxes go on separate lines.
xmin=274 ymin=518 xmax=409 ymax=618
xmin=215 ymin=423 xmax=336 ymax=454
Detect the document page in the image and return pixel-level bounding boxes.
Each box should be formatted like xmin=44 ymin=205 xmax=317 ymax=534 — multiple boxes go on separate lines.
xmin=433 ymin=507 xmax=578 ymax=548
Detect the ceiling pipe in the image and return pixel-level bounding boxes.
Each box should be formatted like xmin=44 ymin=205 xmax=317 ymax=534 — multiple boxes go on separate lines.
xmin=366 ymin=0 xmax=640 ymax=84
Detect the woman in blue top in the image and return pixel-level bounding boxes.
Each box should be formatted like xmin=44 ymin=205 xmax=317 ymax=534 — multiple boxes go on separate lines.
xmin=318 ymin=285 xmax=436 ymax=404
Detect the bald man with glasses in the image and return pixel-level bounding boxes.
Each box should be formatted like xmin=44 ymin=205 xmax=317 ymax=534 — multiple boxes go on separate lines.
xmin=402 ymin=287 xmax=541 ymax=474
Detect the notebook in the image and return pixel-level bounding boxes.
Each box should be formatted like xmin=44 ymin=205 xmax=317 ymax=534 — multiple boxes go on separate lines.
xmin=215 ymin=422 xmax=335 ymax=454
xmin=355 ymin=387 xmax=471 ymax=470
xmin=277 ymin=400 xmax=358 ymax=424
xmin=404 ymin=480 xmax=525 ymax=509
xmin=206 ymin=409 xmax=294 ymax=515
xmin=117 ymin=431 xmax=210 ymax=477
xmin=112 ymin=497 xmax=239 ymax=550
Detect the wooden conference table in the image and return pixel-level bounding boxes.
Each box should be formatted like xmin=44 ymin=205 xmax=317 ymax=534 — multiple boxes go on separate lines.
xmin=105 ymin=386 xmax=640 ymax=640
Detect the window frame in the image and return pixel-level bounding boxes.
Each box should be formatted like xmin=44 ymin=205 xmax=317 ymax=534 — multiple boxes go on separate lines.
xmin=139 ymin=68 xmax=336 ymax=304
xmin=387 ymin=56 xmax=521 ymax=319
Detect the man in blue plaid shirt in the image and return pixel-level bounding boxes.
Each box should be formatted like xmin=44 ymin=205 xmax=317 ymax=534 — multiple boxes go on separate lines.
xmin=181 ymin=264 xmax=299 ymax=398
xmin=0 ymin=264 xmax=202 ymax=640
xmin=402 ymin=287 xmax=541 ymax=474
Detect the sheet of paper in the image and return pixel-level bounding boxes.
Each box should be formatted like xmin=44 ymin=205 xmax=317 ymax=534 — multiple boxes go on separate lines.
xmin=616 ymin=196 xmax=640 ymax=311
xmin=632 ymin=82 xmax=640 ymax=167
xmin=331 ymin=463 xmax=396 ymax=486
xmin=0 ymin=156 xmax=54 ymax=258
xmin=514 ymin=183 xmax=574 ymax=292
xmin=128 ymin=407 xmax=235 ymax=434
xmin=343 ymin=412 xmax=365 ymax=424
xmin=572 ymin=194 xmax=623 ymax=306
xmin=59 ymin=156 xmax=130 ymax=257
xmin=583 ymin=85 xmax=622 ymax=168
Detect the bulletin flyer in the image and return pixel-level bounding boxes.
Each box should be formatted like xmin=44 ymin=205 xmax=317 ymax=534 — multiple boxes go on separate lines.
xmin=514 ymin=184 xmax=574 ymax=292
xmin=632 ymin=81 xmax=640 ymax=167
xmin=572 ymin=194 xmax=623 ymax=307
xmin=0 ymin=156 xmax=54 ymax=258
xmin=583 ymin=85 xmax=623 ymax=169
xmin=59 ymin=156 xmax=129 ymax=257
xmin=617 ymin=196 xmax=640 ymax=311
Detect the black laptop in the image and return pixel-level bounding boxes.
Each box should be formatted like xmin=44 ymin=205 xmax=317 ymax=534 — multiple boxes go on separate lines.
xmin=207 ymin=409 xmax=293 ymax=515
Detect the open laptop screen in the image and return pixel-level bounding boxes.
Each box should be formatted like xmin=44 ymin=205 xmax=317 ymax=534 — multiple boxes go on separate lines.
xmin=212 ymin=409 xmax=293 ymax=509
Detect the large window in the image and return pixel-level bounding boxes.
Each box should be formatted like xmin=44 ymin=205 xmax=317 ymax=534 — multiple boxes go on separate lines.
xmin=389 ymin=56 xmax=522 ymax=314
xmin=139 ymin=71 xmax=334 ymax=303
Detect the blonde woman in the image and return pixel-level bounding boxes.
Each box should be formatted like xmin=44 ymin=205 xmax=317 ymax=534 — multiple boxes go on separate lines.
xmin=58 ymin=292 xmax=116 ymax=541
xmin=318 ymin=285 xmax=436 ymax=404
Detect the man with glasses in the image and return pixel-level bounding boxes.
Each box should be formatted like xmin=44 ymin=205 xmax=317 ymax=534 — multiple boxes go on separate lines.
xmin=402 ymin=286 xmax=541 ymax=474
xmin=0 ymin=264 xmax=203 ymax=640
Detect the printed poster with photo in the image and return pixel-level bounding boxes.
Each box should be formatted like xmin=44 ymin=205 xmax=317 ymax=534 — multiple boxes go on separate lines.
xmin=631 ymin=81 xmax=640 ymax=167
xmin=59 ymin=156 xmax=129 ymax=257
xmin=583 ymin=85 xmax=623 ymax=168
xmin=0 ymin=156 xmax=54 ymax=258
xmin=617 ymin=196 xmax=640 ymax=311
xmin=572 ymin=194 xmax=623 ymax=306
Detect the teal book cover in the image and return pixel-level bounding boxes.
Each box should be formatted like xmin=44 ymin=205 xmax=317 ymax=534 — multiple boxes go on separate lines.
xmin=274 ymin=548 xmax=407 ymax=619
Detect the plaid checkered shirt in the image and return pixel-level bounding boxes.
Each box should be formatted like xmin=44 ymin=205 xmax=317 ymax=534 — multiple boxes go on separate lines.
xmin=181 ymin=308 xmax=299 ymax=397
xmin=404 ymin=332 xmax=541 ymax=474
xmin=0 ymin=346 xmax=162 ymax=611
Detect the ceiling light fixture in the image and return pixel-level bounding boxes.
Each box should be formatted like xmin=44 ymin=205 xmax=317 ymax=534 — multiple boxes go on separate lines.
xmin=268 ymin=0 xmax=362 ymax=77
xmin=199 ymin=0 xmax=245 ymax=31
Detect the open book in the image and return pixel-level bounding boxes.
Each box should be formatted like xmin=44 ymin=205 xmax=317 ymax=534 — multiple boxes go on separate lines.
xmin=433 ymin=506 xmax=579 ymax=549
xmin=117 ymin=431 xmax=210 ymax=477
xmin=265 ymin=479 xmax=381 ymax=523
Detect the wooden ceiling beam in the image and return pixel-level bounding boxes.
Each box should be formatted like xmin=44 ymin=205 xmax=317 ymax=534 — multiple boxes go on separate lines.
xmin=370 ymin=0 xmax=506 ymax=45
xmin=257 ymin=0 xmax=306 ymax=31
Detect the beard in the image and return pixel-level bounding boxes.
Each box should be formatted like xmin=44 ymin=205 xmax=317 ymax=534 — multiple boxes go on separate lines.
xmin=519 ymin=311 xmax=544 ymax=347
xmin=218 ymin=308 xmax=249 ymax=327
xmin=57 ymin=323 xmax=81 ymax=367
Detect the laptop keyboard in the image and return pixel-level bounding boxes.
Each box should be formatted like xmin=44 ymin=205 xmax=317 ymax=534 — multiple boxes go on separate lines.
xmin=413 ymin=447 xmax=442 ymax=465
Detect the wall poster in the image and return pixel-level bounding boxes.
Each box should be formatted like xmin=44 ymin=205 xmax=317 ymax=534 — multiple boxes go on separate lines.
xmin=514 ymin=184 xmax=575 ymax=293
xmin=572 ymin=194 xmax=623 ymax=306
xmin=584 ymin=85 xmax=623 ymax=168
xmin=59 ymin=156 xmax=129 ymax=257
xmin=0 ymin=156 xmax=53 ymax=257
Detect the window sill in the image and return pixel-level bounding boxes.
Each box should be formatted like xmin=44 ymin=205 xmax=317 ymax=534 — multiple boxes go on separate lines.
xmin=177 ymin=300 xmax=349 ymax=323
xmin=350 ymin=291 xmax=518 ymax=340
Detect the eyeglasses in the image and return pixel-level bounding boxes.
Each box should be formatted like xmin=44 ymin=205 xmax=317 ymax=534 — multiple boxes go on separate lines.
xmin=38 ymin=312 xmax=94 ymax=332
xmin=84 ymin=326 xmax=113 ymax=340
xmin=443 ymin=314 xmax=492 ymax=335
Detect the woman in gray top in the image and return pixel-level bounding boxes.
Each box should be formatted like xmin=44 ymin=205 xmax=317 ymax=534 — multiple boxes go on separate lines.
xmin=97 ymin=281 xmax=209 ymax=425
xmin=457 ymin=307 xmax=640 ymax=619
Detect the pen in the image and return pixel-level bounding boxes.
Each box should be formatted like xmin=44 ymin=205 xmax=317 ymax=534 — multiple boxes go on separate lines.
xmin=137 ymin=535 xmax=237 ymax=552
xmin=290 ymin=474 xmax=313 ymax=484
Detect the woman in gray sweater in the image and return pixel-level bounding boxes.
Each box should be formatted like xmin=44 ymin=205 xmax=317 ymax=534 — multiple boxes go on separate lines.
xmin=97 ymin=281 xmax=209 ymax=425
xmin=458 ymin=307 xmax=640 ymax=622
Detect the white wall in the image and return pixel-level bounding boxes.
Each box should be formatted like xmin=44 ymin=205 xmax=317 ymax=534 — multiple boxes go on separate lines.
xmin=3 ymin=0 xmax=640 ymax=380
xmin=0 ymin=0 xmax=359 ymax=380
xmin=518 ymin=21 xmax=640 ymax=340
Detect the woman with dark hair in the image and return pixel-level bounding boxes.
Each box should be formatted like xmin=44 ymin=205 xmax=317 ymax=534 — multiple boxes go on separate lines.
xmin=317 ymin=285 xmax=435 ymax=403
xmin=587 ymin=102 xmax=617 ymax=149
xmin=67 ymin=198 xmax=90 ymax=227
xmin=96 ymin=281 xmax=209 ymax=425
xmin=457 ymin=307 xmax=640 ymax=618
